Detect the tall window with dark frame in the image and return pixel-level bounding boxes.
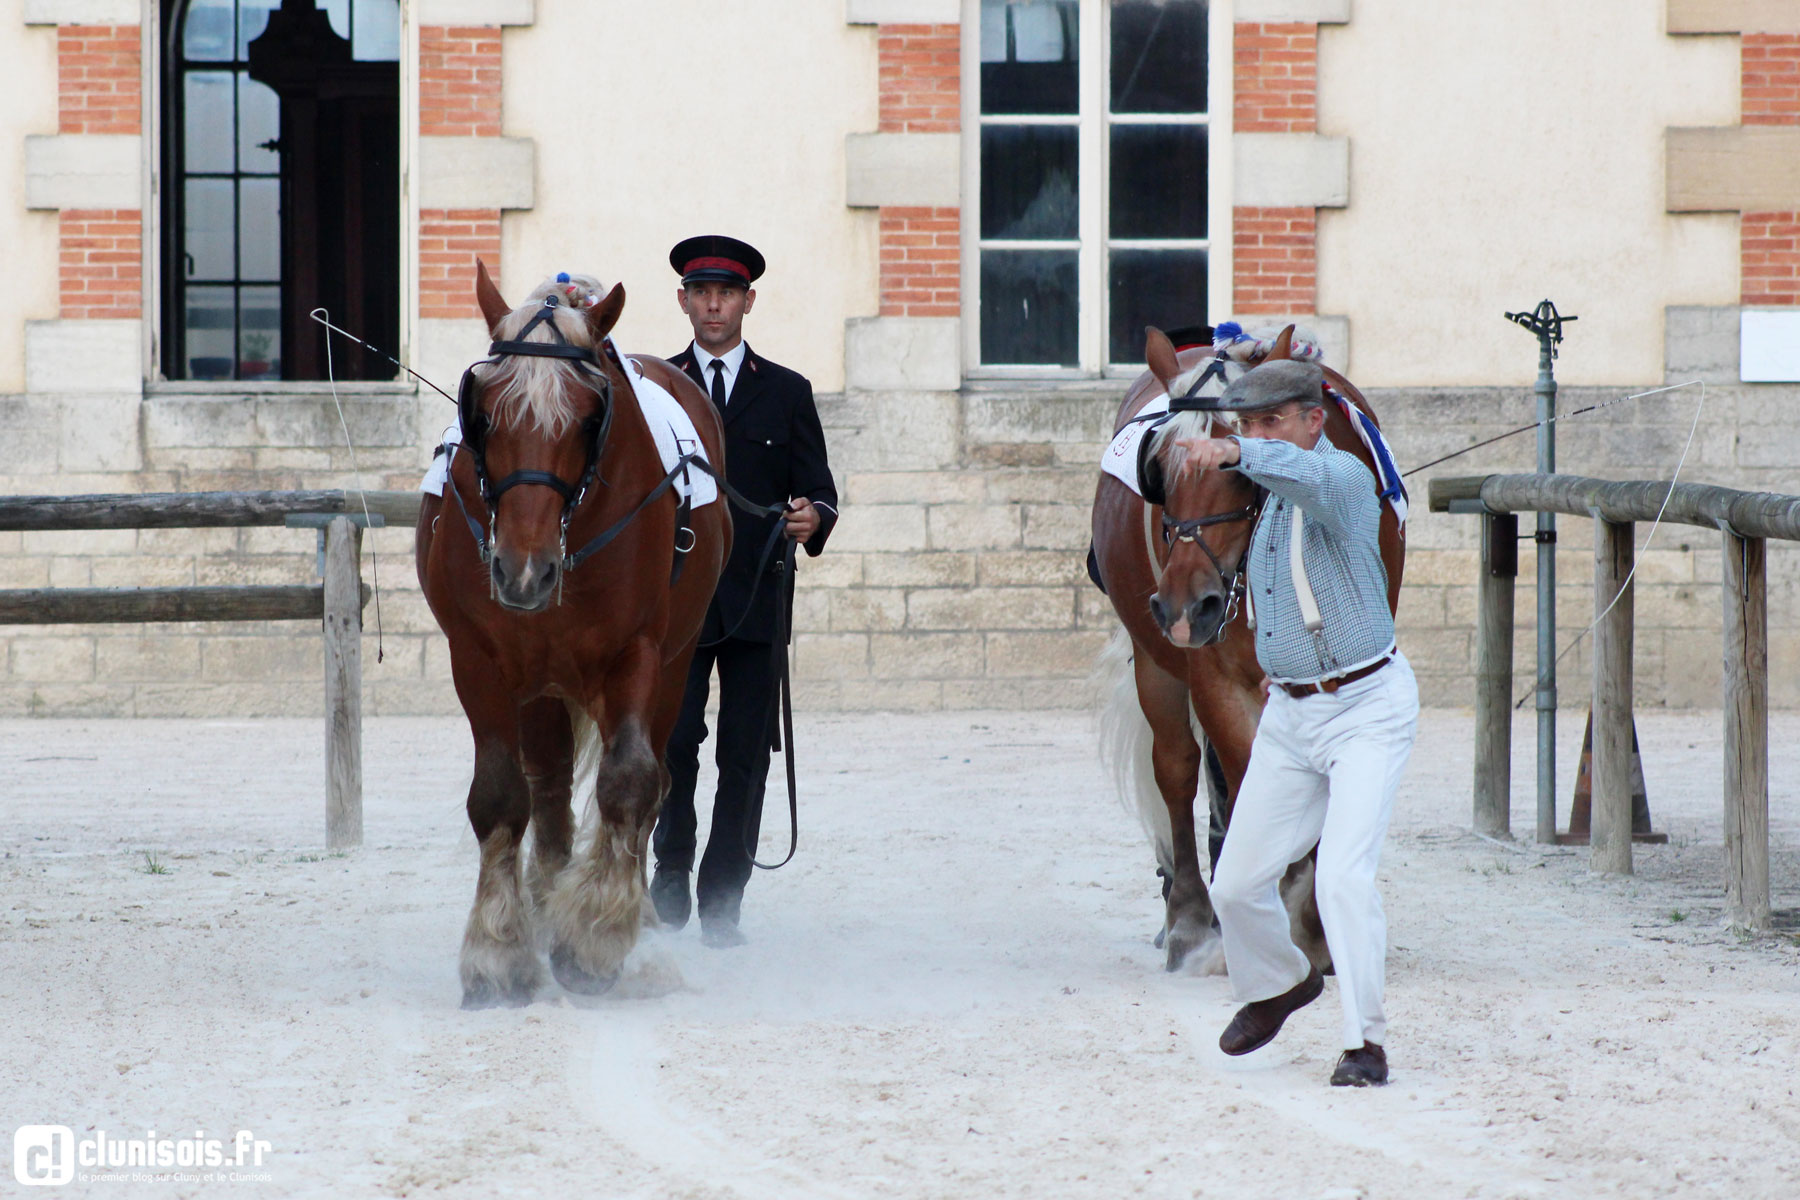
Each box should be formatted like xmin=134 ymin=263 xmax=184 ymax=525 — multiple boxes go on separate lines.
xmin=977 ymin=0 xmax=1209 ymax=370
xmin=162 ymin=0 xmax=400 ymax=382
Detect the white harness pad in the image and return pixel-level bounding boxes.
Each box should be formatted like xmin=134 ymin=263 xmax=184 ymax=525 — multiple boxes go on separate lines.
xmin=419 ymin=346 xmax=718 ymax=508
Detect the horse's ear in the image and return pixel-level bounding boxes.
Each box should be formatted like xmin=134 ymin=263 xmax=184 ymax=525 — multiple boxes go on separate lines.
xmin=586 ymin=282 xmax=626 ymax=343
xmin=1144 ymin=326 xmax=1181 ymax=395
xmin=475 ymin=259 xmax=511 ymax=335
xmin=1265 ymin=324 xmax=1296 ymax=362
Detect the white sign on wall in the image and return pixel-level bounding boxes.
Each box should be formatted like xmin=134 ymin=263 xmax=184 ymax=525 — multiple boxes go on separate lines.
xmin=1740 ymin=310 xmax=1800 ymax=382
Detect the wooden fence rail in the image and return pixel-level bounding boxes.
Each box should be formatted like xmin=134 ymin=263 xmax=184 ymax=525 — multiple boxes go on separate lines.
xmin=1430 ymin=473 xmax=1778 ymax=929
xmin=0 ymin=490 xmax=423 ymax=850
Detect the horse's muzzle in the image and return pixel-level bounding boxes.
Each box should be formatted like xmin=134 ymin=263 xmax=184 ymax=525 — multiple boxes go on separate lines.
xmin=1150 ymin=590 xmax=1227 ymax=648
xmin=491 ymin=552 xmax=561 ymax=612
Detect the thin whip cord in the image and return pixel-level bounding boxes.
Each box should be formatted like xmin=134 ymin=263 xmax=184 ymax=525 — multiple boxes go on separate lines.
xmin=316 ymin=309 xmax=386 ymax=663
xmin=1510 ymin=380 xmax=1708 ymax=710
xmin=1403 ymin=379 xmax=1706 ymax=478
xmin=308 ymin=307 xmax=457 ymax=406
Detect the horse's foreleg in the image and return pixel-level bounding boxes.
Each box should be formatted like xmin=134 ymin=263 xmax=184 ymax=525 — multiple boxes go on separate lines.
xmin=547 ymin=639 xmax=665 ymax=995
xmin=518 ymin=697 xmax=576 ymax=914
xmin=1134 ymin=656 xmax=1216 ymax=972
xmin=460 ymin=728 xmax=542 ymax=1009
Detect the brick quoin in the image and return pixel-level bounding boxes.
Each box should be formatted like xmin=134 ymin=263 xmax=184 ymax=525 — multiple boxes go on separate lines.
xmin=60 ymin=209 xmax=143 ymax=319
xmin=58 ymin=24 xmax=141 ymax=134
xmin=877 ymin=24 xmax=960 ymax=319
xmin=1740 ymin=35 xmax=1800 ymax=304
xmin=1233 ymin=207 xmax=1316 ymax=314
xmin=1233 ymin=24 xmax=1318 ymax=313
xmin=1233 ymin=22 xmax=1316 ymax=134
xmin=420 ymin=25 xmax=503 ymax=318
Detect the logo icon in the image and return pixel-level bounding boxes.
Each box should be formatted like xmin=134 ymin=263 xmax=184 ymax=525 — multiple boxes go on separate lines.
xmin=14 ymin=1126 xmax=74 ymax=1186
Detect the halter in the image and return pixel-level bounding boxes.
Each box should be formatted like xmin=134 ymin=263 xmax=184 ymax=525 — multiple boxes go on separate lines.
xmin=1159 ymin=488 xmax=1266 ymax=640
xmin=449 ymin=296 xmax=620 ymax=574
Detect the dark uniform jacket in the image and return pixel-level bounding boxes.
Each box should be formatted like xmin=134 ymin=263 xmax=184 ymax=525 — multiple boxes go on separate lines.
xmin=669 ymin=341 xmax=838 ymax=643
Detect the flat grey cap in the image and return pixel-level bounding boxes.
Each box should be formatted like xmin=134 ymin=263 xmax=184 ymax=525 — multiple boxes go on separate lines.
xmin=1218 ymin=359 xmax=1326 ymax=412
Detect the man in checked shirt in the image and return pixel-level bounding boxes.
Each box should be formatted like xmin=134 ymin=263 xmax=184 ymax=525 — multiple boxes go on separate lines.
xmin=1175 ymin=359 xmax=1419 ymax=1088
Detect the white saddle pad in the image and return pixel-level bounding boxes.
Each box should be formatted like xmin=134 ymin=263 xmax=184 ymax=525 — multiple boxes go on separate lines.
xmin=419 ymin=346 xmax=718 ymax=509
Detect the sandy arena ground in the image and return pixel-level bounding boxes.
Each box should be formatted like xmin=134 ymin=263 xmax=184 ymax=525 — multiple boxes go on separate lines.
xmin=3 ymin=707 xmax=1798 ymax=1199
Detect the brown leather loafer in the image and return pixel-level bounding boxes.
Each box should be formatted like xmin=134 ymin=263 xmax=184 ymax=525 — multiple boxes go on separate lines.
xmin=1218 ymin=966 xmax=1324 ymax=1056
xmin=1330 ymin=1042 xmax=1388 ymax=1087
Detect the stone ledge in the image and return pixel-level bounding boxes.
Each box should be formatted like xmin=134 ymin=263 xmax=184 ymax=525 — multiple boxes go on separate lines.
xmin=417 ymin=0 xmax=535 ymax=25
xmin=25 ymin=134 xmax=142 ymax=210
xmin=26 ymin=319 xmax=141 ymax=393
xmin=845 ymin=132 xmax=960 ymax=208
xmin=22 ymin=0 xmax=137 ymax=23
xmin=846 ymin=0 xmax=959 ymax=23
xmin=1236 ymin=0 xmax=1351 ymax=22
xmin=845 ymin=316 xmax=960 ymax=390
xmin=418 ymin=137 xmax=535 ymax=210
xmin=1666 ymin=126 xmax=1800 ymax=212
xmin=1665 ymin=305 xmax=1739 ymax=384
xmin=1667 ymin=0 xmax=1800 ymax=34
xmin=1233 ymin=133 xmax=1349 ymax=208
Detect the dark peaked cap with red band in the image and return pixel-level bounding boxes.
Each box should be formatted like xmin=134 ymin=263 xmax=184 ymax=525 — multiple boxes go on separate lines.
xmin=670 ymin=234 xmax=765 ymax=288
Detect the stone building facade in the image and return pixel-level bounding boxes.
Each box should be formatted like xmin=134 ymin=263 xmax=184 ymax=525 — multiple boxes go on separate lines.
xmin=1 ymin=0 xmax=1798 ymax=717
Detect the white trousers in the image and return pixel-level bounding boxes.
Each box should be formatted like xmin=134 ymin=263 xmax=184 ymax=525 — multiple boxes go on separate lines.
xmin=1211 ymin=652 xmax=1419 ymax=1050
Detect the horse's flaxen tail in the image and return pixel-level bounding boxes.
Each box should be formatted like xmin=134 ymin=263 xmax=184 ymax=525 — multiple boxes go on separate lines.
xmin=1094 ymin=626 xmax=1175 ymax=876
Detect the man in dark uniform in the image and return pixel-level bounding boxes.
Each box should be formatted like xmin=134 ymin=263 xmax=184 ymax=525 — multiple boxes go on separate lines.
xmin=651 ymin=234 xmax=839 ymax=948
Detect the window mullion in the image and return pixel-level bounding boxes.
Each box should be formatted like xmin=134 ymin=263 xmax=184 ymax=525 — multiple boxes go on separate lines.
xmin=1076 ymin=0 xmax=1105 ymax=374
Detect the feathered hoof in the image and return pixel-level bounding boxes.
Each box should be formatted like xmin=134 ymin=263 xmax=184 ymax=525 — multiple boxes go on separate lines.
xmin=459 ymin=941 xmax=543 ymax=1010
xmin=549 ymin=944 xmax=620 ymax=995
xmin=1163 ymin=916 xmax=1217 ymax=973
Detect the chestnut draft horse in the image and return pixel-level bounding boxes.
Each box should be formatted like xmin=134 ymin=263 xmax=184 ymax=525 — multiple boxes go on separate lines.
xmin=416 ymin=264 xmax=729 ymax=1007
xmin=1092 ymin=325 xmax=1405 ymax=973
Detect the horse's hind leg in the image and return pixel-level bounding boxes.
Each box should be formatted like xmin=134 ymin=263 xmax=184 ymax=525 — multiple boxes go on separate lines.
xmin=547 ymin=640 xmax=665 ymax=994
xmin=1133 ymin=655 xmax=1218 ymax=972
xmin=1281 ymin=850 xmax=1334 ymax=975
xmin=460 ymin=729 xmax=542 ymax=1009
xmin=518 ymin=697 xmax=576 ymax=914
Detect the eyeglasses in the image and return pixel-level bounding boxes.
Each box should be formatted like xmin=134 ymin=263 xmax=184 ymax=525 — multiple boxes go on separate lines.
xmin=1229 ymin=406 xmax=1304 ymax=437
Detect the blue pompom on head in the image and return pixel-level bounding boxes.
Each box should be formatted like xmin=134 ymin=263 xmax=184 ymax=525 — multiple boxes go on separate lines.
xmin=556 ymin=271 xmax=570 ymax=283
xmin=1214 ymin=320 xmax=1243 ymax=342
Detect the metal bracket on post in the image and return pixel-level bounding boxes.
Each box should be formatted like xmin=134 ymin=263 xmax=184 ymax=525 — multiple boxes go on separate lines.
xmin=287 ymin=511 xmax=386 ymax=578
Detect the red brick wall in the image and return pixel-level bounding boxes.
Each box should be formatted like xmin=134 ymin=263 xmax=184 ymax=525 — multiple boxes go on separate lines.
xmin=1740 ymin=34 xmax=1800 ymax=304
xmin=1233 ymin=23 xmax=1318 ymax=314
xmin=60 ymin=209 xmax=143 ymax=320
xmin=1233 ymin=22 xmax=1315 ymax=134
xmin=58 ymin=26 xmax=142 ymax=320
xmin=418 ymin=26 xmax=503 ymax=319
xmin=1233 ymin=207 xmax=1315 ymax=315
xmin=877 ymin=24 xmax=960 ymax=320
xmin=58 ymin=25 xmax=140 ymax=134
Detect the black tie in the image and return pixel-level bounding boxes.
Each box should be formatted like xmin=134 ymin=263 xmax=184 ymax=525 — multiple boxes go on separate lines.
xmin=709 ymin=359 xmax=727 ymax=408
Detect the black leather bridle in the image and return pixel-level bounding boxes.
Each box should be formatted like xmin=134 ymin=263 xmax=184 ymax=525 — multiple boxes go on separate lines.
xmin=1160 ymin=488 xmax=1266 ymax=640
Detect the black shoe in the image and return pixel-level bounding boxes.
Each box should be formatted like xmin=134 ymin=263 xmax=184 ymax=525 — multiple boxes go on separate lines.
xmin=1330 ymin=1042 xmax=1388 ymax=1087
xmin=649 ymin=867 xmax=691 ymax=930
xmin=1218 ymin=967 xmax=1324 ymax=1056
xmin=697 ymin=892 xmax=745 ymax=948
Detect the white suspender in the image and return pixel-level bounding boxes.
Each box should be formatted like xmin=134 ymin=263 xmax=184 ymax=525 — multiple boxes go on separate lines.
xmin=1244 ymin=506 xmax=1325 ymax=638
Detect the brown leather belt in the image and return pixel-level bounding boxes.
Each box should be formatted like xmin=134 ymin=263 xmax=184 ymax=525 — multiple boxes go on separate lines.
xmin=1278 ymin=656 xmax=1391 ymax=699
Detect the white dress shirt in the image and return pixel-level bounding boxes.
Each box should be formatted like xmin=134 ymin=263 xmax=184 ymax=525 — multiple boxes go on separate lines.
xmin=691 ymin=340 xmax=747 ymax=404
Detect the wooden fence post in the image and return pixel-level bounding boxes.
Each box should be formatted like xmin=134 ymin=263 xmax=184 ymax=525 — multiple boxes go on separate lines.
xmin=323 ymin=515 xmax=363 ymax=848
xmin=1475 ymin=512 xmax=1517 ymax=838
xmin=1591 ymin=517 xmax=1635 ymax=875
xmin=1722 ymin=529 xmax=1770 ymax=929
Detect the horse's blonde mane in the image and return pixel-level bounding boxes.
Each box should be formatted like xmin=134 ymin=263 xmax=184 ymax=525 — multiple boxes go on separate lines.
xmin=478 ymin=272 xmax=612 ymax=437
xmin=1148 ymin=410 xmax=1223 ymax=478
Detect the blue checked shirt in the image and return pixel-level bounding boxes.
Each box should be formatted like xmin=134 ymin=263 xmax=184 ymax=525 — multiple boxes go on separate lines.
xmin=1230 ymin=432 xmax=1396 ymax=683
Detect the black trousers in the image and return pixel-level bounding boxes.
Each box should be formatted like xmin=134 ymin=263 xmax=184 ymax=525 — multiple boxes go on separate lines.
xmin=654 ymin=635 xmax=775 ymax=919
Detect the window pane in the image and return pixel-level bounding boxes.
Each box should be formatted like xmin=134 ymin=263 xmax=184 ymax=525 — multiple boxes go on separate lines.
xmin=353 ymin=0 xmax=401 ymax=61
xmin=981 ymin=125 xmax=1078 ymax=240
xmin=184 ymin=179 xmax=235 ymax=280
xmin=183 ymin=0 xmax=234 ymax=61
xmin=981 ymin=250 xmax=1078 ymax=366
xmin=1110 ymin=0 xmax=1208 ymax=113
xmin=239 ymin=286 xmax=281 ymax=380
xmin=238 ymin=75 xmax=279 ymax=174
xmin=184 ymin=72 xmax=235 ymax=173
xmin=1109 ymin=248 xmax=1207 ymax=365
xmin=1109 ymin=124 xmax=1208 ymax=239
xmin=239 ymin=178 xmax=281 ymax=281
xmin=185 ymin=285 xmax=235 ymax=380
xmin=237 ymin=0 xmax=284 ymax=58
xmin=980 ymin=0 xmax=1079 ymax=115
